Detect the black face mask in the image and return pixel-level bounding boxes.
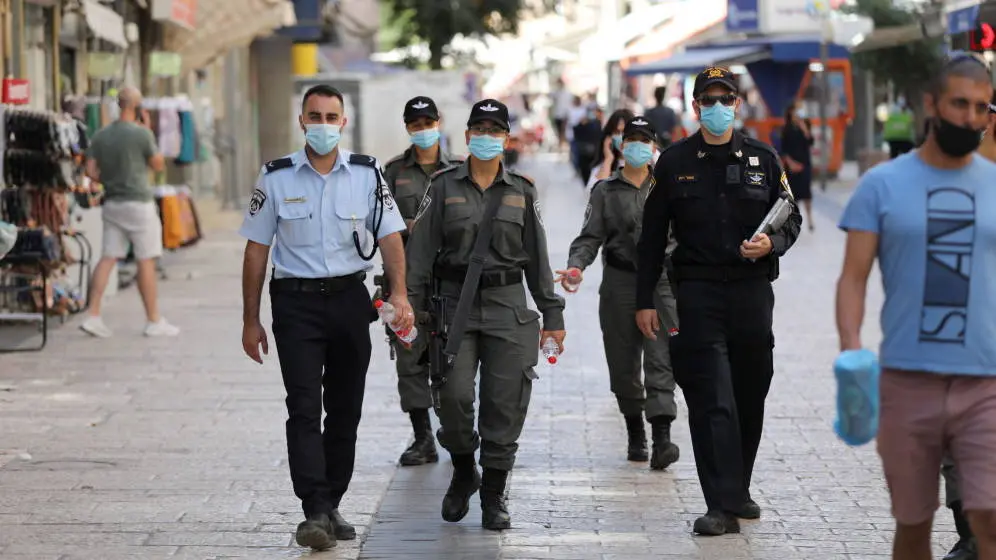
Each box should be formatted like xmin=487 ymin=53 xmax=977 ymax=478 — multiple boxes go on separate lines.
xmin=933 ymin=116 xmax=983 ymax=157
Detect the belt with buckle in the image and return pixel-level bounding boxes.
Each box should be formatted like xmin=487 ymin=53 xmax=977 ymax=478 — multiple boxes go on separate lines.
xmin=270 ymin=273 xmax=366 ymax=294
xmin=434 ymin=266 xmax=523 ymax=289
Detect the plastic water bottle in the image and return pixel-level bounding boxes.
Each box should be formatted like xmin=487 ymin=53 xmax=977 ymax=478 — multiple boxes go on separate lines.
xmin=833 ymin=349 xmax=881 ymax=446
xmin=564 ymin=269 xmax=582 ymax=291
xmin=541 ymin=337 xmax=560 ymax=364
xmin=373 ymin=299 xmax=417 ymax=345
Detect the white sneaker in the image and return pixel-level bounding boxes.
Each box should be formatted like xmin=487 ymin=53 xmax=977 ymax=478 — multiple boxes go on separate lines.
xmin=80 ymin=316 xmax=113 ymax=338
xmin=144 ymin=318 xmax=180 ymax=337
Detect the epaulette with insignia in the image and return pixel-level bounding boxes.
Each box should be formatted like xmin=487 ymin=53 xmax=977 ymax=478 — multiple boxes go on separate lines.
xmin=508 ymin=170 xmax=535 ymax=186
xmin=743 ymin=137 xmax=780 ymax=160
xmin=349 ymin=153 xmax=378 ymax=168
xmin=430 ymin=165 xmax=460 ymax=180
xmin=264 ymin=157 xmax=293 ymax=174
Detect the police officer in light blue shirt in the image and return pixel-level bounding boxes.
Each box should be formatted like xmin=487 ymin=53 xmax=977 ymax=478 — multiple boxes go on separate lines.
xmin=238 ymin=84 xmax=413 ymax=552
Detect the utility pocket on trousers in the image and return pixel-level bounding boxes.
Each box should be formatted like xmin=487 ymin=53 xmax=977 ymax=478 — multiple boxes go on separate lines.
xmin=513 ymin=306 xmax=541 ymax=409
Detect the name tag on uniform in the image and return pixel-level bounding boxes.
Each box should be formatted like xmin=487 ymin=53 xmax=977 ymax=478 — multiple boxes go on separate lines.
xmin=283 ymin=197 xmax=307 ymax=203
xmin=748 ymin=156 xmax=760 ymax=166
xmin=395 ymin=178 xmax=412 ymax=186
xmin=676 ymin=174 xmax=697 ymax=183
xmin=444 ymin=196 xmax=467 ymax=205
xmin=746 ymin=171 xmax=765 ymax=186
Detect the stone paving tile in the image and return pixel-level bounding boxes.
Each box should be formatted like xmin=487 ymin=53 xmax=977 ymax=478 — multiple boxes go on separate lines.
xmin=0 ymin=155 xmax=962 ymax=560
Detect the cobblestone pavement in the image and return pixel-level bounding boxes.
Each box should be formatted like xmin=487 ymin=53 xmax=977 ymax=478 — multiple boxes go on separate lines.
xmin=0 ymin=155 xmax=958 ymax=559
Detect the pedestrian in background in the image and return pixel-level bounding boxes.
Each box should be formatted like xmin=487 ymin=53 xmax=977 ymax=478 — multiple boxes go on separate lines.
xmin=81 ymin=86 xmax=179 ymax=339
xmin=780 ymin=100 xmax=815 ymax=231
xmin=239 ymin=84 xmax=412 ymax=551
xmin=636 ymin=67 xmax=802 ymax=536
xmin=836 ymin=53 xmax=996 ymax=560
xmin=405 ymin=99 xmax=566 ymax=531
xmin=559 ymin=116 xmax=680 ymax=470
xmin=382 ymin=96 xmax=463 ymax=467
xmin=586 ymin=109 xmax=635 ymax=190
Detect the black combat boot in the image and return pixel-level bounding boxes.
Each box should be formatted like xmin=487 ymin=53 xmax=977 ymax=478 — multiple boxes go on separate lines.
xmin=693 ymin=510 xmax=740 ymax=536
xmin=944 ymin=501 xmax=978 ymax=560
xmin=295 ymin=512 xmax=335 ymax=550
xmin=441 ymin=453 xmax=481 ymax=522
xmin=480 ymin=467 xmax=512 ymax=531
xmin=649 ymin=416 xmax=680 ymax=471
xmin=624 ymin=415 xmax=649 ymax=462
xmin=399 ymin=409 xmax=439 ymax=466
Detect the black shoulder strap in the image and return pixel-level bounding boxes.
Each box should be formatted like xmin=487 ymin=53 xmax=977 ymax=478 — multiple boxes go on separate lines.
xmin=442 ymin=189 xmax=505 ymax=363
xmin=349 ymin=153 xmax=377 ymax=167
xmin=264 ymin=157 xmax=293 ymax=173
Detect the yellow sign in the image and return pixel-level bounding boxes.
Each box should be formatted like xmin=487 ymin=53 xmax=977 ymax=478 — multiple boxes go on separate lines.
xmin=706 ymin=67 xmax=724 ymax=78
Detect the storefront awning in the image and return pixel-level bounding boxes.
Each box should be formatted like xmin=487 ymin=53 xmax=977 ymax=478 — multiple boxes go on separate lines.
xmin=82 ymin=0 xmax=128 ymax=48
xmin=162 ymin=0 xmax=296 ymax=74
xmin=626 ymin=45 xmax=767 ymax=75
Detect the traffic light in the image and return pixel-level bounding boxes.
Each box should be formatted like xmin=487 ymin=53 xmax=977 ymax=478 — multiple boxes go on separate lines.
xmin=969 ymin=23 xmax=996 ymax=51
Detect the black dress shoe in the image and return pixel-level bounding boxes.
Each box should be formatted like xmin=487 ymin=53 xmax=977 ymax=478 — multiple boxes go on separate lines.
xmin=943 ymin=538 xmax=978 ymax=560
xmin=692 ymin=510 xmax=740 ymax=536
xmin=734 ymin=498 xmax=761 ymax=520
xmin=295 ymin=513 xmax=335 ymax=550
xmin=330 ymin=509 xmax=356 ymax=540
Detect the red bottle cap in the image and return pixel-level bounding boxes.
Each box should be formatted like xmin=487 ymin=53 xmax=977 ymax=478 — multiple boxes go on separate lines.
xmin=373 ymin=299 xmax=384 ymax=309
xmin=547 ymin=355 xmax=557 ymax=364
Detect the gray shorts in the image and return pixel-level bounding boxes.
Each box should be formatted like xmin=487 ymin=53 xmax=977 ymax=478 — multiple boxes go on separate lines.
xmin=101 ymin=200 xmax=162 ymax=260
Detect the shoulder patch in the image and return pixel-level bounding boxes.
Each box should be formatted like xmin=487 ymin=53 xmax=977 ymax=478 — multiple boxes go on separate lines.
xmin=384 ymin=154 xmax=405 ymax=169
xmin=264 ymin=157 xmax=293 ymax=174
xmin=532 ymin=199 xmax=544 ymax=228
xmin=248 ymin=188 xmax=266 ymax=216
xmin=349 ymin=153 xmax=377 ymax=168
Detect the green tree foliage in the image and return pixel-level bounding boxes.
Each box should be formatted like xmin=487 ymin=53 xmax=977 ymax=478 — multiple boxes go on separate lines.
xmin=383 ymin=0 xmax=532 ymax=69
xmin=848 ymin=0 xmax=943 ymax=103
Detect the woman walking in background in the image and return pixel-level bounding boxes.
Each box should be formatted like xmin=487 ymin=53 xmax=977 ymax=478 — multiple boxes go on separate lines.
xmin=586 ymin=109 xmax=635 ymax=191
xmin=780 ymin=101 xmax=814 ymax=231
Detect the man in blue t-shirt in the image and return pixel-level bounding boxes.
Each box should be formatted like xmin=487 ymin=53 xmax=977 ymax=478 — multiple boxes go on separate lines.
xmin=836 ymin=54 xmax=996 ymax=560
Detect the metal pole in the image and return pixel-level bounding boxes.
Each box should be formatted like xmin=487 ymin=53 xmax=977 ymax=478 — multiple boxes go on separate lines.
xmin=818 ymin=17 xmax=830 ymax=192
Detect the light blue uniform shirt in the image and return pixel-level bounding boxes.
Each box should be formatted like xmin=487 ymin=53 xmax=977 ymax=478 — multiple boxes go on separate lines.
xmin=239 ymin=148 xmax=406 ymax=279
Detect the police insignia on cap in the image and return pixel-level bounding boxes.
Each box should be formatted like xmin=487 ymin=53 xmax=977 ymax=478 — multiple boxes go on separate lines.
xmin=706 ymin=67 xmax=724 ymax=78
xmin=480 ymin=103 xmax=500 ymax=112
xmin=412 ymin=101 xmax=429 ymax=109
xmin=633 ymin=119 xmax=648 ymax=126
xmin=248 ymin=188 xmax=266 ymax=217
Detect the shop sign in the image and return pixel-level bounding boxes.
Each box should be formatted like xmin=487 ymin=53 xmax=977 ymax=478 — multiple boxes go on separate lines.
xmin=149 ymin=52 xmax=183 ymax=77
xmin=1 ymin=79 xmax=30 ymax=105
xmin=758 ymin=0 xmax=845 ymax=35
xmin=727 ymin=0 xmax=760 ymax=33
xmin=87 ymin=52 xmax=124 ymax=79
xmin=152 ymin=0 xmax=196 ymax=30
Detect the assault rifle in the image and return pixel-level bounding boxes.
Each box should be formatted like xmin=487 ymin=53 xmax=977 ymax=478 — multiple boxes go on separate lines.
xmin=372 ymin=270 xmax=395 ymax=360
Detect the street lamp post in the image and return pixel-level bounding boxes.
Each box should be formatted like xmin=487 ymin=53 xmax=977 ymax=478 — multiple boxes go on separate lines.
xmin=818 ymin=13 xmax=831 ymax=192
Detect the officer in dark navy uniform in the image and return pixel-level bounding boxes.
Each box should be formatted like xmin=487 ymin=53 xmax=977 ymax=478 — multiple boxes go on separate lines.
xmin=635 ymin=67 xmax=802 ymax=536
xmin=239 ymin=84 xmax=411 ymax=551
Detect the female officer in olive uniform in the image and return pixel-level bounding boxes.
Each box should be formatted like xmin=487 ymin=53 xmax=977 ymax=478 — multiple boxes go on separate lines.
xmin=557 ymin=116 xmax=680 ymax=471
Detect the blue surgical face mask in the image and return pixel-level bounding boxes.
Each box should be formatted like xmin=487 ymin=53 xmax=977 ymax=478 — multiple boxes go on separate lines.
xmin=468 ymin=135 xmax=505 ymax=161
xmin=699 ymin=104 xmax=735 ymax=136
xmin=410 ymin=128 xmax=440 ymax=149
xmin=305 ymin=123 xmax=341 ymax=155
xmin=611 ymin=134 xmax=623 ymax=150
xmin=622 ymin=141 xmax=654 ymax=168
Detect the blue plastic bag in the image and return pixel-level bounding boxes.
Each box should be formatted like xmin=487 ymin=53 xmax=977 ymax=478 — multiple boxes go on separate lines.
xmin=833 ymin=349 xmax=880 ymax=446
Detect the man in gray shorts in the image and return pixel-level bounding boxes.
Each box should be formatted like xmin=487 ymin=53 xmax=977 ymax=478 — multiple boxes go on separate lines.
xmin=81 ymin=86 xmax=179 ymax=338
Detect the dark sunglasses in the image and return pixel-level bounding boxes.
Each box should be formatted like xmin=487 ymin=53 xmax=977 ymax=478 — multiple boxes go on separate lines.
xmin=697 ymin=93 xmax=738 ymax=107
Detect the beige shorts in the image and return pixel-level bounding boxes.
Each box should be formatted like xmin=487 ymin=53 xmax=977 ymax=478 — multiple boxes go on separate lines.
xmin=877 ymin=368 xmax=996 ymax=525
xmin=101 ymin=200 xmax=162 ymax=260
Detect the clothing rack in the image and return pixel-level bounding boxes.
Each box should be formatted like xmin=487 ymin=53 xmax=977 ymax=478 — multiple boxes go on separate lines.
xmin=0 ymin=107 xmax=92 ymax=351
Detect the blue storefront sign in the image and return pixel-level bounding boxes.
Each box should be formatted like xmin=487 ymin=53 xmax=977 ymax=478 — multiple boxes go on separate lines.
xmin=727 ymin=0 xmax=760 ymax=33
xmin=948 ymin=3 xmax=981 ymax=34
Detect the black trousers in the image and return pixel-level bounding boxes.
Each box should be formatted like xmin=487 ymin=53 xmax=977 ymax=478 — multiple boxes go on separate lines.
xmin=669 ymin=277 xmax=775 ymax=513
xmin=270 ymin=279 xmax=372 ymax=517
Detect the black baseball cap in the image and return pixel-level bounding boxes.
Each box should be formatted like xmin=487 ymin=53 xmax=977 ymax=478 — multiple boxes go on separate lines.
xmin=693 ymin=66 xmax=739 ymax=97
xmin=467 ymin=99 xmax=510 ymax=131
xmin=403 ymin=96 xmax=439 ymax=123
xmin=623 ymin=116 xmax=656 ymax=142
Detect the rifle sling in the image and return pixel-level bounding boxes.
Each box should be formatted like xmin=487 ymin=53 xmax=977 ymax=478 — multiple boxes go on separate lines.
xmin=443 ymin=188 xmax=505 ymax=362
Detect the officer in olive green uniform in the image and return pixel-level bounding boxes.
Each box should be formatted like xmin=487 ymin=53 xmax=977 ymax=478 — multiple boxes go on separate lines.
xmin=382 ymin=96 xmax=464 ymax=467
xmin=559 ymin=116 xmax=680 ymax=471
xmin=406 ymin=99 xmax=566 ymax=531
